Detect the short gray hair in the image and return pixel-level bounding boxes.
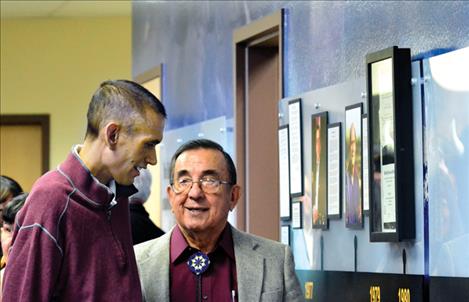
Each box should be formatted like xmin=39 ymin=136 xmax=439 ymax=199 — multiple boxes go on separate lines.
xmin=129 ymin=169 xmax=153 ymax=204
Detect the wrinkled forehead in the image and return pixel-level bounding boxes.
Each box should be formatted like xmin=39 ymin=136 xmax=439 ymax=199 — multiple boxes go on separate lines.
xmin=175 ymin=148 xmax=228 ymax=177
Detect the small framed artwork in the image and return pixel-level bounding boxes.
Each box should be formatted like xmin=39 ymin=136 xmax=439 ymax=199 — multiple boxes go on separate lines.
xmin=345 ymin=103 xmax=363 ymax=229
xmin=366 ymin=46 xmax=415 ymax=242
xmin=278 ymin=125 xmax=291 ymax=220
xmin=288 ymin=98 xmax=304 ymax=197
xmin=311 ymin=112 xmax=328 ymax=229
xmin=362 ymin=114 xmax=370 ymax=215
xmin=280 ymin=225 xmax=291 ymax=246
xmin=327 ymin=122 xmax=342 ymax=219
xmin=292 ymin=201 xmax=303 ymax=229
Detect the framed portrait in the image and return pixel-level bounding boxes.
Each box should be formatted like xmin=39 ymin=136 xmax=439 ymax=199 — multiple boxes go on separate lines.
xmin=288 ymin=98 xmax=304 ymax=197
xmin=366 ymin=46 xmax=415 ymax=242
xmin=345 ymin=103 xmax=363 ymax=229
xmin=327 ymin=122 xmax=342 ymax=219
xmin=362 ymin=114 xmax=370 ymax=215
xmin=278 ymin=125 xmax=291 ymax=220
xmin=311 ymin=112 xmax=328 ymax=229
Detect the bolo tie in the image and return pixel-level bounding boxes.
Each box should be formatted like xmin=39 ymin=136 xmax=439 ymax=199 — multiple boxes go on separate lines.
xmin=187 ymin=251 xmax=211 ymax=302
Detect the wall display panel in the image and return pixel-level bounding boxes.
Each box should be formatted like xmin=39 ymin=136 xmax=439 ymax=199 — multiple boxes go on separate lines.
xmin=278 ymin=125 xmax=291 ymax=220
xmin=327 ymin=123 xmax=342 ymax=219
xmin=279 ymin=73 xmax=424 ymax=274
xmin=366 ymin=46 xmax=415 ymax=242
xmin=345 ymin=103 xmax=364 ymax=229
xmin=311 ymin=112 xmax=329 ymax=229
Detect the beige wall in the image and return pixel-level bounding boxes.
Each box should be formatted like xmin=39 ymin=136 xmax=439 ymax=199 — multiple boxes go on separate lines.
xmin=1 ymin=16 xmax=131 ymax=169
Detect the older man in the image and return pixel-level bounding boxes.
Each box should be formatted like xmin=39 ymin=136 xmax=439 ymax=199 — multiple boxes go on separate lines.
xmin=135 ymin=139 xmax=302 ymax=302
xmin=3 ymin=80 xmax=166 ymax=301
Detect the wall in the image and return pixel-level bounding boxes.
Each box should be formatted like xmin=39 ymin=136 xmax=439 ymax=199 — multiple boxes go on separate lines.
xmin=132 ymin=1 xmax=469 ymax=131
xmin=1 ymin=16 xmax=131 ymax=169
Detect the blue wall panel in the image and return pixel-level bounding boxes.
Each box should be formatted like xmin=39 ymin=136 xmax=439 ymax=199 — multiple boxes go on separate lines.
xmin=133 ymin=1 xmax=469 ymax=130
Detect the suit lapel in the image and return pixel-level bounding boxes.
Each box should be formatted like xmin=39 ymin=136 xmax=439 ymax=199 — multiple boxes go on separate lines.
xmin=139 ymin=231 xmax=171 ymax=302
xmin=232 ymin=227 xmax=264 ymax=302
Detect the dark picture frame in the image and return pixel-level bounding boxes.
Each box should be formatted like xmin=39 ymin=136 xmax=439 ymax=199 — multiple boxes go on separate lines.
xmin=281 ymin=224 xmax=291 ymax=246
xmin=288 ymin=98 xmax=304 ymax=197
xmin=292 ymin=201 xmax=303 ymax=229
xmin=327 ymin=122 xmax=342 ymax=220
xmin=366 ymin=46 xmax=415 ymax=242
xmin=345 ymin=103 xmax=363 ymax=229
xmin=311 ymin=112 xmax=329 ymax=229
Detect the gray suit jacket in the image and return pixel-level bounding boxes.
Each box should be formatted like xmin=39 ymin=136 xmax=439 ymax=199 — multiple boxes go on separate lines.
xmin=134 ymin=225 xmax=303 ymax=302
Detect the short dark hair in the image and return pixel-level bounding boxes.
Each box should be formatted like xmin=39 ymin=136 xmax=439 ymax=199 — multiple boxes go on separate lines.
xmin=1 ymin=175 xmax=23 ymax=204
xmin=169 ymin=139 xmax=237 ymax=185
xmin=2 ymin=193 xmax=28 ymax=225
xmin=85 ymin=80 xmax=167 ymax=139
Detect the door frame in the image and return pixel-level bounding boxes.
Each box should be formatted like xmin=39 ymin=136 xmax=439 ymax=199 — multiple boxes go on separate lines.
xmin=233 ymin=10 xmax=284 ymax=232
xmin=0 ymin=114 xmax=50 ymax=173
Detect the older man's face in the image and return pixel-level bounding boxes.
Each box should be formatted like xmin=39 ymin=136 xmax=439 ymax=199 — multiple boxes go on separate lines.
xmin=168 ymin=148 xmax=239 ymax=237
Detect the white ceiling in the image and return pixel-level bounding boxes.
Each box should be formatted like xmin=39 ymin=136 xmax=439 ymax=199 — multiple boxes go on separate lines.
xmin=1 ymin=0 xmax=131 ymax=19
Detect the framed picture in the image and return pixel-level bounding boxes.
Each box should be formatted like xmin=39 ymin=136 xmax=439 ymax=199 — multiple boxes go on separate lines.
xmin=311 ymin=112 xmax=328 ymax=229
xmin=292 ymin=201 xmax=303 ymax=229
xmin=327 ymin=122 xmax=342 ymax=219
xmin=345 ymin=103 xmax=363 ymax=229
xmin=280 ymin=224 xmax=290 ymax=246
xmin=278 ymin=125 xmax=291 ymax=220
xmin=366 ymin=46 xmax=415 ymax=242
xmin=362 ymin=114 xmax=370 ymax=215
xmin=288 ymin=98 xmax=304 ymax=197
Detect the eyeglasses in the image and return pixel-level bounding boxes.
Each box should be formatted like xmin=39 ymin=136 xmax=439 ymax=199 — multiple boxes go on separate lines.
xmin=171 ymin=177 xmax=232 ymax=194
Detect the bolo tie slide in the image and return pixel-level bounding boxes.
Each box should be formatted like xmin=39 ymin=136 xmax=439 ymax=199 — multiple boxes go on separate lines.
xmin=187 ymin=251 xmax=211 ymax=302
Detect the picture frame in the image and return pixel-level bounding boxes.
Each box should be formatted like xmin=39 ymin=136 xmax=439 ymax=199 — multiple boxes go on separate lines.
xmin=292 ymin=201 xmax=303 ymax=229
xmin=345 ymin=103 xmax=363 ymax=229
xmin=278 ymin=125 xmax=291 ymax=220
xmin=280 ymin=224 xmax=291 ymax=246
xmin=327 ymin=122 xmax=342 ymax=219
xmin=366 ymin=46 xmax=415 ymax=242
xmin=288 ymin=98 xmax=304 ymax=197
xmin=311 ymin=112 xmax=329 ymax=229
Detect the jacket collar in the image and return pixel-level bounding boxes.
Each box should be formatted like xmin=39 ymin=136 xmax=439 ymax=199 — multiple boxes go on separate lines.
xmin=58 ymin=146 xmax=137 ymax=209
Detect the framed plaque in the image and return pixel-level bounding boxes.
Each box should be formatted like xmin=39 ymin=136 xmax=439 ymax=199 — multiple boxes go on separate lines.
xmin=281 ymin=225 xmax=290 ymax=246
xmin=345 ymin=103 xmax=363 ymax=229
xmin=362 ymin=114 xmax=370 ymax=215
xmin=311 ymin=112 xmax=328 ymax=229
xmin=366 ymin=46 xmax=415 ymax=242
xmin=288 ymin=99 xmax=304 ymax=197
xmin=292 ymin=201 xmax=303 ymax=229
xmin=327 ymin=122 xmax=342 ymax=219
xmin=278 ymin=125 xmax=291 ymax=220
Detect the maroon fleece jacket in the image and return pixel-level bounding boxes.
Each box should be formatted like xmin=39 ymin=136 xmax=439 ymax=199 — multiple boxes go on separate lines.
xmin=3 ymin=150 xmax=143 ymax=301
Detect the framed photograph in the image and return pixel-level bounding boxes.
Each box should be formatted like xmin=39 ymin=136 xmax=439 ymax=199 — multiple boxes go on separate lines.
xmin=292 ymin=201 xmax=303 ymax=229
xmin=280 ymin=224 xmax=291 ymax=246
xmin=311 ymin=112 xmax=328 ymax=229
xmin=288 ymin=98 xmax=304 ymax=197
xmin=362 ymin=114 xmax=370 ymax=215
xmin=278 ymin=125 xmax=291 ymax=220
xmin=345 ymin=103 xmax=363 ymax=229
xmin=366 ymin=46 xmax=415 ymax=242
xmin=327 ymin=122 xmax=342 ymax=219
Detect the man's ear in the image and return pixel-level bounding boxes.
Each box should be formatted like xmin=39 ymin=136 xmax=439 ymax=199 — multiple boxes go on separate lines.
xmin=229 ymin=185 xmax=241 ymax=211
xmin=105 ymin=122 xmax=120 ymax=149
